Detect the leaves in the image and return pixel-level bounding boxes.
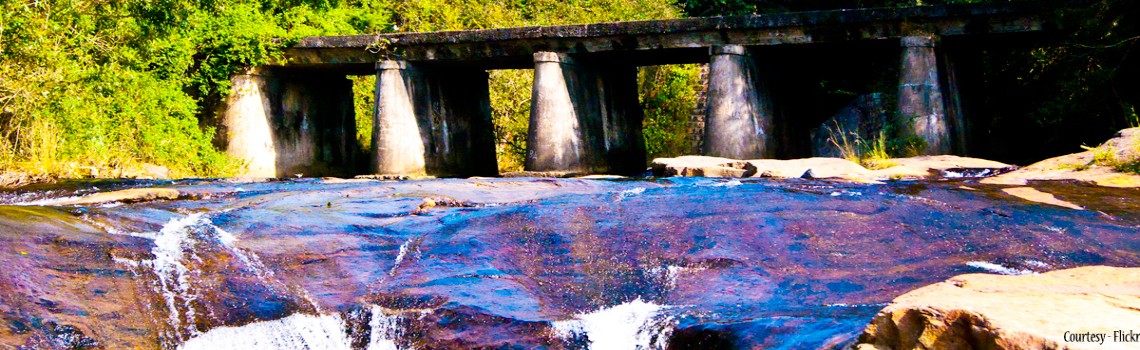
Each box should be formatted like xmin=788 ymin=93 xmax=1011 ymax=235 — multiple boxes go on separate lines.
xmin=1 ymin=0 xmax=699 ymax=176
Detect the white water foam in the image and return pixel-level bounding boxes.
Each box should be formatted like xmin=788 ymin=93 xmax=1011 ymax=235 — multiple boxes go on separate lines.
xmin=103 ymin=211 xmax=281 ymax=339
xmin=208 ymin=219 xmax=274 ymax=281
xmin=151 ymin=213 xmax=209 ymax=338
xmin=647 ymin=265 xmax=700 ymax=290
xmin=179 ymin=313 xmax=352 ymax=350
xmin=1024 ymin=259 xmax=1051 ymax=269
xmin=387 ymin=238 xmax=416 ymax=278
xmin=552 ymin=299 xmax=674 ymax=350
xmin=367 ymin=306 xmax=407 ymax=350
xmin=617 ymin=187 xmax=646 ymax=200
xmin=15 ymin=195 xmax=87 ymax=206
xmin=695 ymin=179 xmax=742 ymax=188
xmin=966 ymin=261 xmax=1035 ymax=275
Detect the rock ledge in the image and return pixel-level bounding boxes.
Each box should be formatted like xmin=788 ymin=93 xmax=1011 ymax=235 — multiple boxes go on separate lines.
xmin=855 ymin=266 xmax=1140 ymax=350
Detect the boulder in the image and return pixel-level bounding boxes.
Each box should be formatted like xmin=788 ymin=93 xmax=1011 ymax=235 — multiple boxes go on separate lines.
xmin=651 ymin=156 xmax=759 ymax=178
xmin=117 ymin=163 xmax=171 ymax=180
xmin=0 ymin=172 xmax=53 ymax=188
xmin=982 ymin=128 xmax=1140 ymax=188
xmin=651 ymin=155 xmax=1014 ymax=183
xmin=870 ymin=155 xmax=1016 ymax=180
xmin=52 ymin=188 xmax=180 ymax=206
xmin=810 ymin=94 xmax=889 ymax=158
xmin=855 ymin=266 xmax=1140 ymax=350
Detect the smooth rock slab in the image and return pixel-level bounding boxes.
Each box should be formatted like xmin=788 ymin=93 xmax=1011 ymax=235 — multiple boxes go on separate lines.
xmin=50 ymin=188 xmax=180 ymax=206
xmin=855 ymin=266 xmax=1140 ymax=350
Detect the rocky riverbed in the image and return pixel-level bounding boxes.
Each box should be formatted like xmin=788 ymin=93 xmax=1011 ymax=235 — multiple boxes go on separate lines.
xmin=0 ymin=174 xmax=1136 ymax=349
xmin=0 ymin=129 xmax=1137 ymax=349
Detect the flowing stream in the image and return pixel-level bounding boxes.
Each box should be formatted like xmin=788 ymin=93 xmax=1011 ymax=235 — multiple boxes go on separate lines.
xmin=0 ymin=177 xmax=1137 ymax=349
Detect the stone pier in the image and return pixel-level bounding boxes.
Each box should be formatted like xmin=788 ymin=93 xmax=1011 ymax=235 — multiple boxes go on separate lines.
xmin=526 ymin=52 xmax=645 ymax=174
xmin=372 ymin=61 xmax=498 ymax=177
xmin=703 ymin=45 xmax=776 ymax=159
xmin=898 ymin=36 xmax=958 ymax=155
xmin=220 ymin=69 xmax=361 ymax=178
xmin=216 ymin=4 xmax=1043 ymax=177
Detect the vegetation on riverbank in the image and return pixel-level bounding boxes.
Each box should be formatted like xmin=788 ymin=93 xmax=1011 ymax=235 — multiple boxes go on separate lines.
xmin=1 ymin=0 xmax=1137 ymax=178
xmin=1 ymin=0 xmax=688 ymax=177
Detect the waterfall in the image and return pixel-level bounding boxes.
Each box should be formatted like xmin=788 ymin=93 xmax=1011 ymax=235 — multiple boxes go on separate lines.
xmin=367 ymin=306 xmax=407 ymax=350
xmin=551 ymin=299 xmax=674 ymax=350
xmin=179 ymin=313 xmax=352 ymax=350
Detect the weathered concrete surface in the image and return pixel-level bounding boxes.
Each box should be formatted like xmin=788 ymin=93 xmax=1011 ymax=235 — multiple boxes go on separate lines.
xmin=373 ymin=61 xmax=427 ymax=175
xmin=283 ymin=3 xmax=1046 ymax=70
xmin=940 ymin=43 xmax=976 ymax=155
xmin=898 ymin=35 xmax=953 ymax=155
xmin=221 ymin=72 xmax=276 ymax=178
xmin=810 ymin=94 xmax=889 ymax=158
xmin=220 ymin=69 xmax=362 ymax=178
xmin=373 ymin=61 xmax=499 ymax=177
xmin=703 ymin=45 xmax=775 ymax=159
xmin=855 ymin=266 xmax=1140 ymax=350
xmin=982 ymin=128 xmax=1140 ymax=188
xmin=526 ymin=52 xmax=645 ymax=174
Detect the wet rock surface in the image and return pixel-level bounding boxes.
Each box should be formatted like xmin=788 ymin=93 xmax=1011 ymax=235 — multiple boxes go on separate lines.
xmin=855 ymin=266 xmax=1140 ymax=350
xmin=652 ymin=155 xmax=1015 ymax=183
xmin=0 ymin=177 xmax=1136 ymax=349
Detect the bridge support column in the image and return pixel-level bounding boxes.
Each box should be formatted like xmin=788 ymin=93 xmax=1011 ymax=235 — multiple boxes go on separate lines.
xmin=703 ymin=45 xmax=776 ymax=159
xmin=373 ymin=61 xmax=498 ymax=177
xmin=220 ymin=68 xmax=360 ymax=178
xmin=526 ymin=52 xmax=645 ymax=174
xmin=898 ymin=35 xmax=959 ymax=155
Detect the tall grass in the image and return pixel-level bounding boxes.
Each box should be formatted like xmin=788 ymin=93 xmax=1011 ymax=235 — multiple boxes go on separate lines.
xmin=825 ymin=121 xmax=898 ymax=170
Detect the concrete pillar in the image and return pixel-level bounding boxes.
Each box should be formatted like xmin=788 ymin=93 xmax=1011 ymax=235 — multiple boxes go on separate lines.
xmin=703 ymin=45 xmax=775 ymax=159
xmin=373 ymin=61 xmax=498 ymax=177
xmin=940 ymin=46 xmax=972 ymax=155
xmin=220 ymin=69 xmax=361 ymax=178
xmin=221 ymin=71 xmax=277 ymax=178
xmin=526 ymin=52 xmax=645 ymax=174
xmin=374 ymin=61 xmax=428 ymax=175
xmin=898 ymin=36 xmax=952 ymax=155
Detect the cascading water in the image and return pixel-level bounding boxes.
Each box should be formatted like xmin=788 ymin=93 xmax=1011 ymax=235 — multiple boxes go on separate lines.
xmin=180 ymin=313 xmax=351 ymax=349
xmin=552 ymin=299 xmax=674 ymax=350
xmin=0 ymin=177 xmax=1137 ymax=349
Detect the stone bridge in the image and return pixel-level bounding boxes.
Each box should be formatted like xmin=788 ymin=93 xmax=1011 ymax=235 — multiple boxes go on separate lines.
xmin=219 ymin=3 xmax=1047 ymax=178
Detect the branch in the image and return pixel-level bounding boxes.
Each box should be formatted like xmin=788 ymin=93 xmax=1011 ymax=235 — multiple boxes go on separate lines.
xmin=1073 ymin=36 xmax=1140 ymax=49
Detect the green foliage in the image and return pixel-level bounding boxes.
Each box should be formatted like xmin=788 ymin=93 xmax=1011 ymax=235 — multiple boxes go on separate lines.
xmin=640 ymin=65 xmax=703 ymax=160
xmin=825 ymin=124 xmax=898 ymax=169
xmin=489 ymin=70 xmax=533 ymax=173
xmin=351 ymin=75 xmax=375 ymax=152
xmin=680 ymin=0 xmax=1003 ymax=16
xmin=1076 ymin=141 xmax=1140 ymax=174
xmin=0 ymin=0 xmax=401 ymax=177
xmin=390 ymin=0 xmax=680 ymax=31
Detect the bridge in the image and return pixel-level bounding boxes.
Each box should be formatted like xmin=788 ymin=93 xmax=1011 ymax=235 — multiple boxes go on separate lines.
xmin=218 ymin=3 xmax=1047 ymax=178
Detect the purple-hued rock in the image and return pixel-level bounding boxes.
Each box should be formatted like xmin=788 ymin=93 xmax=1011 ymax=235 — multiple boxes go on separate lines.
xmin=0 ymin=177 xmax=1136 ymax=349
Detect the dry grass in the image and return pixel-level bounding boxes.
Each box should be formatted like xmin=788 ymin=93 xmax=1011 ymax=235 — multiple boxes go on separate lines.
xmin=826 ymin=123 xmax=898 ymax=170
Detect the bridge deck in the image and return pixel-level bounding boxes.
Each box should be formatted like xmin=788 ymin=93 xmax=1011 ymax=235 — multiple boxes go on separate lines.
xmin=283 ymin=3 xmax=1046 ymax=72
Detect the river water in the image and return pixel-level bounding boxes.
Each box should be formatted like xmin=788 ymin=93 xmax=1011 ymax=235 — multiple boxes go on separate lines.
xmin=0 ymin=177 xmax=1137 ymax=349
